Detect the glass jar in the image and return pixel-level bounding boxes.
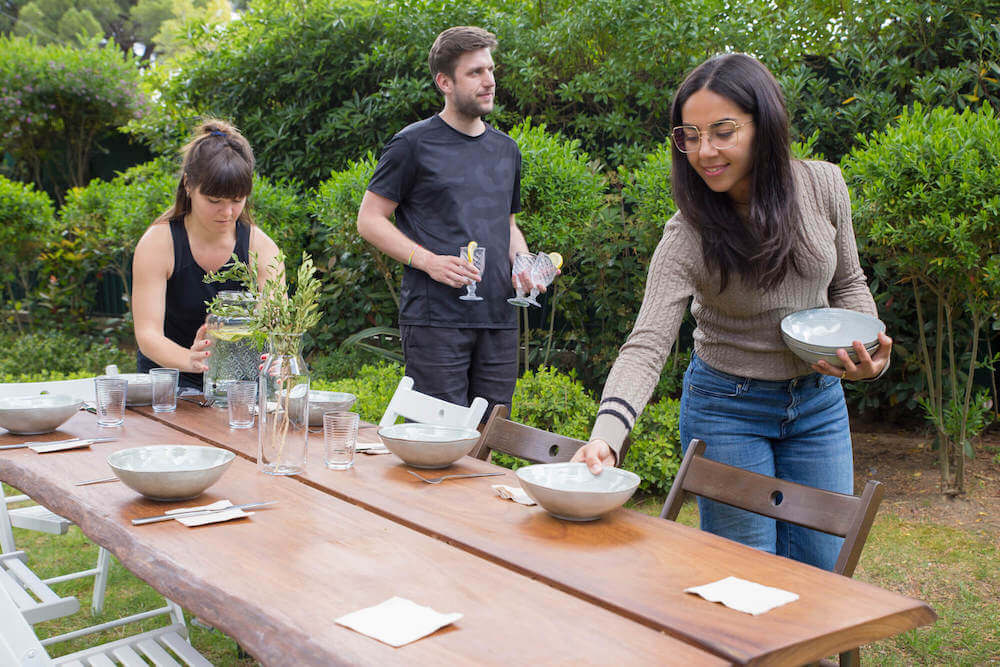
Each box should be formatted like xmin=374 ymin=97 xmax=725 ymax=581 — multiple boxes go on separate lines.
xmin=203 ymin=291 xmax=258 ymax=407
xmin=258 ymin=333 xmax=310 ymax=475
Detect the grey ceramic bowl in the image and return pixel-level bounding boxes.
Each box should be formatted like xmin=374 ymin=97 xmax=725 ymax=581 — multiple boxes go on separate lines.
xmin=516 ymin=462 xmax=640 ymax=521
xmin=107 ymin=445 xmax=235 ymax=501
xmin=377 ymin=423 xmax=481 ymax=469
xmin=781 ymin=333 xmax=879 ymax=368
xmin=307 ymin=391 xmax=357 ymax=427
xmin=101 ymin=373 xmax=152 ymax=406
xmin=780 ymin=308 xmax=884 ymax=353
xmin=0 ymin=394 xmax=83 ymax=435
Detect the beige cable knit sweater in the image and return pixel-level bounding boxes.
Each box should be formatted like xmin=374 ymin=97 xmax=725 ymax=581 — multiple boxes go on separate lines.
xmin=591 ymin=160 xmax=877 ymax=456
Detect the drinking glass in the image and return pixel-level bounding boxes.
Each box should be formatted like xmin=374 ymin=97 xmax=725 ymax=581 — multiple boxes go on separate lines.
xmin=458 ymin=246 xmax=486 ymax=301
xmin=507 ymin=251 xmax=535 ymax=307
xmin=94 ymin=376 xmax=127 ymax=427
xmin=324 ymin=411 xmax=359 ymax=470
xmin=227 ymin=380 xmax=257 ymax=429
xmin=150 ymin=367 xmax=179 ymax=413
xmin=526 ymin=252 xmax=558 ymax=307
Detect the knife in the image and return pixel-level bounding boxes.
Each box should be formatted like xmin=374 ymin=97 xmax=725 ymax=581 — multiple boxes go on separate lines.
xmin=131 ymin=501 xmax=278 ymax=525
xmin=0 ymin=437 xmax=116 ymax=450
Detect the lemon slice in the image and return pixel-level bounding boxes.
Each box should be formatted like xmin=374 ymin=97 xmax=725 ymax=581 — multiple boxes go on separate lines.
xmin=210 ymin=327 xmax=253 ymax=342
xmin=466 ymin=241 xmax=478 ymax=263
xmin=548 ymin=252 xmax=563 ymax=269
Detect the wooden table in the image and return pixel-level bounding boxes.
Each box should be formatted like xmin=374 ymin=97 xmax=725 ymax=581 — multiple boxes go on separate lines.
xmin=3 ymin=403 xmax=937 ymax=665
xmin=1 ymin=410 xmax=723 ymax=666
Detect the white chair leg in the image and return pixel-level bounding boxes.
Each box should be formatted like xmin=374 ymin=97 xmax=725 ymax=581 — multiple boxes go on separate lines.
xmin=91 ymin=547 xmax=111 ymax=615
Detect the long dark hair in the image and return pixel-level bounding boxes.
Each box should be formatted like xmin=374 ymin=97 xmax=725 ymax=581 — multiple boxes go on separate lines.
xmin=157 ymin=118 xmax=255 ymax=224
xmin=670 ymin=53 xmax=803 ymax=292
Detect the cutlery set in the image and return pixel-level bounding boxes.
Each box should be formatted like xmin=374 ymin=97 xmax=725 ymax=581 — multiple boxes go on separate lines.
xmin=0 ymin=437 xmax=116 ymax=451
xmin=131 ymin=501 xmax=278 ymax=525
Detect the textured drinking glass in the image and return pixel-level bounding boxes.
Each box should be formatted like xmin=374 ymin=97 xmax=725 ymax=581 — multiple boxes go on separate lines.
xmin=507 ymin=251 xmax=535 ymax=307
xmin=458 ymin=246 xmax=486 ymax=301
xmin=526 ymin=252 xmax=558 ymax=307
xmin=323 ymin=411 xmax=359 ymax=470
xmin=94 ymin=376 xmax=127 ymax=427
xmin=150 ymin=367 xmax=179 ymax=413
xmin=227 ymin=380 xmax=257 ymax=429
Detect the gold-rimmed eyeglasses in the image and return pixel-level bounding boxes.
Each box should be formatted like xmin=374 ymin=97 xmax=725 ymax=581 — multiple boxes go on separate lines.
xmin=671 ymin=119 xmax=753 ymax=153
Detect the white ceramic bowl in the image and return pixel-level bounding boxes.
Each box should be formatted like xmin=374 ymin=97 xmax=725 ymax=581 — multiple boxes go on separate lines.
xmin=780 ymin=308 xmax=884 ymax=353
xmin=781 ymin=334 xmax=879 ymax=368
xmin=102 ymin=373 xmax=152 ymax=406
xmin=107 ymin=445 xmax=235 ymax=501
xmin=307 ymin=391 xmax=357 ymax=426
xmin=516 ymin=462 xmax=640 ymax=521
xmin=0 ymin=394 xmax=83 ymax=435
xmin=377 ymin=423 xmax=481 ymax=469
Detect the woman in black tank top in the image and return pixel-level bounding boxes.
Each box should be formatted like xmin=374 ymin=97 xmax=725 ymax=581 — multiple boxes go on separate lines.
xmin=132 ymin=119 xmax=282 ymax=390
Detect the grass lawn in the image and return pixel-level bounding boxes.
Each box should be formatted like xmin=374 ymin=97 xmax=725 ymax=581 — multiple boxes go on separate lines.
xmin=5 ymin=483 xmax=998 ymax=665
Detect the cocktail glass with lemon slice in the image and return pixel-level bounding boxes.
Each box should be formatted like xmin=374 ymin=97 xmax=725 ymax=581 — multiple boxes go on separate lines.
xmin=525 ymin=251 xmax=561 ymax=307
xmin=507 ymin=251 xmax=536 ymax=307
xmin=459 ymin=244 xmax=486 ymax=301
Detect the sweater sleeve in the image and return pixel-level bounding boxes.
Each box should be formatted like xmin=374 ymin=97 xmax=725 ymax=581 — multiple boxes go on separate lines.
xmin=821 ymin=162 xmax=877 ymax=318
xmin=590 ymin=217 xmax=697 ymax=457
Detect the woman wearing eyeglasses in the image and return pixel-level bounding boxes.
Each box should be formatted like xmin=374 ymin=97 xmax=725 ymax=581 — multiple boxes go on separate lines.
xmin=572 ymin=53 xmax=892 ymax=570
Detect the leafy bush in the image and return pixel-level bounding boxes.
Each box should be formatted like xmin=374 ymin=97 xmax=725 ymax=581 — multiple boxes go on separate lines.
xmin=623 ymin=398 xmax=682 ymax=495
xmin=0 ymin=36 xmax=145 ymax=200
xmin=0 ymin=176 xmax=57 ymax=322
xmin=0 ymin=331 xmax=134 ymax=377
xmin=843 ymin=103 xmax=1000 ymax=494
xmin=248 ymin=175 xmax=310 ymax=277
xmin=311 ymin=361 xmax=404 ymax=424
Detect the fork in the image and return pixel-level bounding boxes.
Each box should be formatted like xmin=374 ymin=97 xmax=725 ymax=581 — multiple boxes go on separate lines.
xmin=407 ymin=470 xmax=506 ymax=484
xmin=179 ymin=396 xmax=214 ymax=407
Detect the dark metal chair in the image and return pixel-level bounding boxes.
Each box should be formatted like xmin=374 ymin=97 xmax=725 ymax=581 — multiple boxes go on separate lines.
xmin=661 ymin=438 xmax=885 ymax=667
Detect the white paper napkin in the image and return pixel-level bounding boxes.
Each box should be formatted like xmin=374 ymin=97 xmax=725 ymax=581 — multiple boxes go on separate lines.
xmin=165 ymin=500 xmax=252 ymax=527
xmin=492 ymin=484 xmax=536 ymax=505
xmin=356 ymin=434 xmax=390 ymax=454
xmin=684 ymin=576 xmax=799 ymax=615
xmin=29 ymin=440 xmax=94 ymax=453
xmin=335 ymin=596 xmax=462 ymax=647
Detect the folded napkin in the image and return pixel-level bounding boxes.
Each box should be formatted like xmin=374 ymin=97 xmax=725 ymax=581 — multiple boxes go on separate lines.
xmin=166 ymin=500 xmax=252 ymax=527
xmin=335 ymin=596 xmax=462 ymax=647
xmin=492 ymin=484 xmax=536 ymax=506
xmin=356 ymin=434 xmax=390 ymax=455
xmin=685 ymin=576 xmax=799 ymax=615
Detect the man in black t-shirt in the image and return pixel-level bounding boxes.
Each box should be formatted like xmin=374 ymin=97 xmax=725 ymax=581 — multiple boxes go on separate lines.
xmin=357 ymin=26 xmax=541 ymax=420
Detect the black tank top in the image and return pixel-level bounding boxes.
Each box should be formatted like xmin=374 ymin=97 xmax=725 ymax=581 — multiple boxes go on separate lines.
xmin=137 ymin=217 xmax=251 ymax=389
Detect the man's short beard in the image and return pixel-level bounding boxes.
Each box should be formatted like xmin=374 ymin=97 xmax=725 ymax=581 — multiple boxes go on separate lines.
xmin=454 ymin=93 xmax=491 ymax=120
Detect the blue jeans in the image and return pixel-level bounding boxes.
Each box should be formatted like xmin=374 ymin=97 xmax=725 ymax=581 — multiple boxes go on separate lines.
xmin=678 ymin=352 xmax=853 ymax=570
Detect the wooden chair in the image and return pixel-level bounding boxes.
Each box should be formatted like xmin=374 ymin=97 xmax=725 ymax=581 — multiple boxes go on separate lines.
xmin=0 ymin=582 xmax=210 ymax=667
xmin=660 ymin=439 xmax=885 ymax=667
xmin=472 ymin=404 xmax=633 ymax=464
xmin=378 ymin=376 xmax=488 ymax=429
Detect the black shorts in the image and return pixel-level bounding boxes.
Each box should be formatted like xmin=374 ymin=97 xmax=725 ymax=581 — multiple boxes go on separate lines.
xmin=399 ymin=325 xmax=517 ymax=424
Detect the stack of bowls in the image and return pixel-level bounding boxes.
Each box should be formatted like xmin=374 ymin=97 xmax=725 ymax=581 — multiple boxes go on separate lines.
xmin=307 ymin=391 xmax=357 ymax=427
xmin=780 ymin=308 xmax=884 ymax=369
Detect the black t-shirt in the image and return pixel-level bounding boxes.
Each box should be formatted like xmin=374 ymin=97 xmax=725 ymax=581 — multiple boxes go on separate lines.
xmin=366 ymin=114 xmax=521 ymax=328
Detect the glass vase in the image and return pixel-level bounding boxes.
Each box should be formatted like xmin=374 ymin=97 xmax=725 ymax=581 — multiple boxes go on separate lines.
xmin=203 ymin=291 xmax=258 ymax=407
xmin=258 ymin=333 xmax=309 ymax=475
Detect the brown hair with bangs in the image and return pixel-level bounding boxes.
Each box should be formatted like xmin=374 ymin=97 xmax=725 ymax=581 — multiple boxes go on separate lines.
xmin=157 ymin=118 xmax=255 ymax=224
xmin=428 ymin=26 xmax=497 ymax=89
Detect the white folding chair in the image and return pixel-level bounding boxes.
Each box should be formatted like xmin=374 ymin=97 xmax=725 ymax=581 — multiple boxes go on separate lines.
xmin=1 ymin=378 xmax=111 ymax=615
xmin=378 ymin=376 xmax=488 ymax=428
xmin=0 ymin=583 xmax=211 ymax=667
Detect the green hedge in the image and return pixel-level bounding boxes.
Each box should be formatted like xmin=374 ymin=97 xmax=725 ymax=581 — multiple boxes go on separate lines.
xmin=0 ymin=176 xmax=57 ymax=313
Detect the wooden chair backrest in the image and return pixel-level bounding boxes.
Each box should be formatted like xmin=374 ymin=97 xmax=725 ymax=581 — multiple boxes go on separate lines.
xmin=660 ymin=439 xmax=884 ymax=578
xmin=378 ymin=376 xmax=488 ymax=429
xmin=474 ymin=405 xmax=603 ymax=464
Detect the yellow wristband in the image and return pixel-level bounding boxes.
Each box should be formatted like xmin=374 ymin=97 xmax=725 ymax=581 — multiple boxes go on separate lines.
xmin=407 ymin=244 xmax=421 ymax=267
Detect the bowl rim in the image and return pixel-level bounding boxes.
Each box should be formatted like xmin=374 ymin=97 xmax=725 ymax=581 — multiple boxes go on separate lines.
xmin=378 ymin=423 xmax=481 ymax=443
xmin=780 ymin=307 xmax=885 ymax=344
xmin=0 ymin=393 xmax=84 ymax=410
xmin=107 ymin=444 xmax=235 ymax=473
xmin=516 ymin=462 xmax=641 ymax=494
